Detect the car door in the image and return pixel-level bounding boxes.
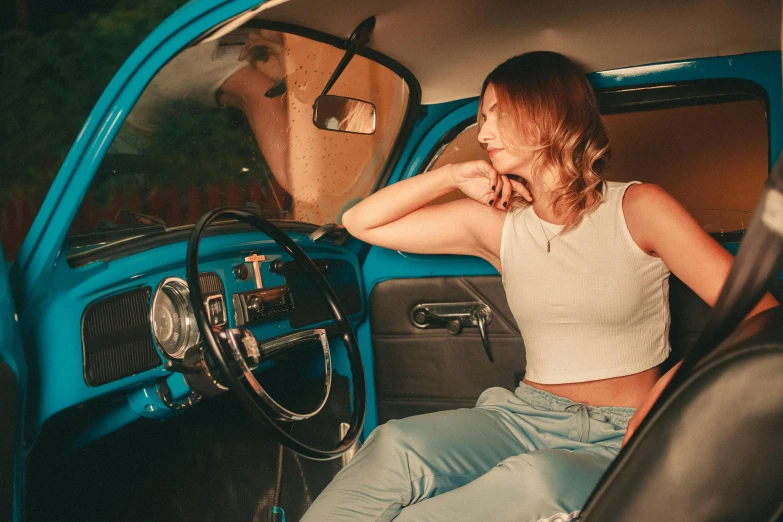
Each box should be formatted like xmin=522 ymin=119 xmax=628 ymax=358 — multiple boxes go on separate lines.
xmin=0 ymin=243 xmax=27 ymax=522
xmin=358 ymin=52 xmax=782 ymax=438
xmin=357 ymin=101 xmax=527 ymax=436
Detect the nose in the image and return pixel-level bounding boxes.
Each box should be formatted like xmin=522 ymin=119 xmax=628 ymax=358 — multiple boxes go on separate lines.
xmin=477 ymin=119 xmax=494 ymax=144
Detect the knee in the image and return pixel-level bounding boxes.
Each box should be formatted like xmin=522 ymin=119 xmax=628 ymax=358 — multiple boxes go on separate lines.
xmin=366 ymin=421 xmax=404 ymax=449
xmin=365 ymin=419 xmax=429 ymax=453
xmin=356 ymin=422 xmax=409 ymax=465
xmin=334 ymin=420 xmax=424 ymax=492
xmin=357 ymin=418 xmax=443 ymax=475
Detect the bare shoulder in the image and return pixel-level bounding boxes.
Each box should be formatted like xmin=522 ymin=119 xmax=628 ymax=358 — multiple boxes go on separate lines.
xmin=621 ymin=183 xmax=765 ymax=310
xmin=622 ymin=183 xmax=675 ymax=212
xmin=622 ymin=183 xmax=688 ymax=256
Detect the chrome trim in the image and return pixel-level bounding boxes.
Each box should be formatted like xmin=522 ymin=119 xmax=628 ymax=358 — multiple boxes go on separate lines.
xmin=156 ymin=378 xmax=202 ymax=411
xmin=410 ymin=301 xmax=493 ymax=330
xmin=205 ymin=294 xmax=227 ymax=327
xmin=221 ymin=328 xmax=332 ymax=421
xmin=410 ymin=301 xmax=495 ymax=362
xmin=183 ymin=345 xmax=229 ymax=397
xmin=309 ymin=223 xmax=344 ymax=242
xmin=232 ymin=294 xmax=248 ymax=326
xmin=340 ymin=421 xmax=361 ymax=467
xmin=762 ymin=188 xmax=783 ymax=237
xmin=422 ymin=122 xmax=477 ymax=174
xmin=150 ymin=277 xmax=201 ymax=360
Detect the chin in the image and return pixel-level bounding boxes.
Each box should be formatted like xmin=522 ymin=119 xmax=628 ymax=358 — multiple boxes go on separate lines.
xmin=489 ymin=157 xmax=512 ymax=172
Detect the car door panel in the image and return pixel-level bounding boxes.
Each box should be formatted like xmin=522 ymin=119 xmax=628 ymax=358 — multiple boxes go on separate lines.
xmin=370 ymin=276 xmax=525 ymax=423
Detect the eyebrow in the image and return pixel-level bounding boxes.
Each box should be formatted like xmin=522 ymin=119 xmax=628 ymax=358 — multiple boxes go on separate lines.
xmin=481 ymin=102 xmax=497 ymax=118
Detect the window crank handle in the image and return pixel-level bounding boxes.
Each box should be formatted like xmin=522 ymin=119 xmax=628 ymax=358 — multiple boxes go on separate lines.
xmin=476 ymin=311 xmax=494 ymax=363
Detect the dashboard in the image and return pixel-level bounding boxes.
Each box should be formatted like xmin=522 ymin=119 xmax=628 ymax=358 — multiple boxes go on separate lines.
xmin=30 ymin=232 xmax=364 ymax=438
xmin=82 ymin=257 xmax=361 ymax=387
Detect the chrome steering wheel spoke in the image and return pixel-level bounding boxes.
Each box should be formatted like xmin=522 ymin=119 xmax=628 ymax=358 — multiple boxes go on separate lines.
xmin=216 ymin=327 xmax=333 ymax=422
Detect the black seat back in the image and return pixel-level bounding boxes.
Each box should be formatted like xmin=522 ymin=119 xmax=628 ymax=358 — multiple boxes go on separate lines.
xmin=580 ymin=306 xmax=783 ymax=521
xmin=666 ymin=275 xmax=783 ymax=370
xmin=667 ymin=275 xmax=712 ymax=370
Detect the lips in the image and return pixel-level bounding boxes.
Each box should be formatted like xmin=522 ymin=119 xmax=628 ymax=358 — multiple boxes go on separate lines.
xmin=487 ymin=147 xmax=503 ymax=158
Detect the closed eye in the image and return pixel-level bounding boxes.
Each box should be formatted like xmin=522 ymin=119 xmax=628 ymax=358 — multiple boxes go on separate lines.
xmin=480 ymin=102 xmax=498 ymax=120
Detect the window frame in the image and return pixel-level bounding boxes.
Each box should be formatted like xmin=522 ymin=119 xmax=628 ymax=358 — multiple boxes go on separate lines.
xmin=417 ymin=78 xmax=771 ymax=243
xmin=66 ymin=19 xmax=422 ymax=267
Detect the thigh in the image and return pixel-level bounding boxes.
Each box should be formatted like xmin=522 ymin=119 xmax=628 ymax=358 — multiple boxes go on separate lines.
xmin=353 ymin=407 xmax=539 ymax=502
xmin=393 ymin=448 xmax=613 ymax=522
xmin=302 ymin=407 xmax=537 ymax=522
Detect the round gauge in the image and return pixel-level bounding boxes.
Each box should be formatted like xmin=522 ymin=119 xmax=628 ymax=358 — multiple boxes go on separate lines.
xmin=150 ymin=278 xmax=200 ymax=359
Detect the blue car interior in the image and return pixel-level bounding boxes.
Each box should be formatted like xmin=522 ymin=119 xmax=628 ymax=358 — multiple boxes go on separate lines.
xmin=1 ymin=1 xmax=783 ymax=521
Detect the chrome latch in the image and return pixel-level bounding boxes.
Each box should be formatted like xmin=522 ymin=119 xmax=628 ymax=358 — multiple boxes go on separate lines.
xmin=410 ymin=302 xmax=495 ymax=363
xmin=309 ymin=223 xmax=344 ymax=242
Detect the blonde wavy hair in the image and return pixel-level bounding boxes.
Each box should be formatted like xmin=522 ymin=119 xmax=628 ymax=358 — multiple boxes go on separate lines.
xmin=478 ymin=51 xmax=611 ymax=231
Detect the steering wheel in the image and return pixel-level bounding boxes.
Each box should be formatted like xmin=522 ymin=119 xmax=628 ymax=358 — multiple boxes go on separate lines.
xmin=184 ymin=207 xmax=366 ymax=460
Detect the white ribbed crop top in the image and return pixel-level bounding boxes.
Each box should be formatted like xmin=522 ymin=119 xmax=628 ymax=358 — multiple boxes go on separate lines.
xmin=500 ymin=181 xmax=672 ymax=384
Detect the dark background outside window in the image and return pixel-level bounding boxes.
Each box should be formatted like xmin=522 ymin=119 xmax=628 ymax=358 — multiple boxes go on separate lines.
xmin=0 ymin=0 xmax=189 ymax=261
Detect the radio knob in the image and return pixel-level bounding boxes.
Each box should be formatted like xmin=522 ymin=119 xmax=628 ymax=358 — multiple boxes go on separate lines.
xmin=233 ymin=263 xmax=250 ymax=280
xmin=269 ymin=259 xmax=285 ymax=274
xmin=247 ymin=295 xmax=263 ymax=312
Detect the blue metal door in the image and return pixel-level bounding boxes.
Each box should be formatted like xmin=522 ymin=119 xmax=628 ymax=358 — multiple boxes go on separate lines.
xmin=0 ymin=244 xmax=27 ymax=522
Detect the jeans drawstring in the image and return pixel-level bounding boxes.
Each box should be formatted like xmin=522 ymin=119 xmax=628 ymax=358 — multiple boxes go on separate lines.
xmin=564 ymin=403 xmax=610 ymax=443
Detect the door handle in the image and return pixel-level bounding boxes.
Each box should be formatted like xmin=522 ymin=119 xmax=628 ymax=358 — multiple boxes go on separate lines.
xmin=410 ymin=302 xmax=495 ymax=363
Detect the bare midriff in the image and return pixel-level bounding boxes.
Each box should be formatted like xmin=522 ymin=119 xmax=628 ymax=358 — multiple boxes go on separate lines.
xmin=523 ymin=366 xmax=661 ymax=409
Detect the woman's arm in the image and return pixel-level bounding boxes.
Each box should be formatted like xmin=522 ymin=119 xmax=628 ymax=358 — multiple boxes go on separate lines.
xmin=622 ymin=183 xmax=779 ymax=312
xmin=621 ymin=183 xmax=779 ymax=446
xmin=622 ymin=361 xmax=681 ymax=446
xmin=342 ymin=161 xmax=529 ymax=267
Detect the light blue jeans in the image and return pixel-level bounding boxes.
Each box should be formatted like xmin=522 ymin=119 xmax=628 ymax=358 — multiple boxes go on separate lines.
xmin=301 ymin=382 xmax=635 ymax=522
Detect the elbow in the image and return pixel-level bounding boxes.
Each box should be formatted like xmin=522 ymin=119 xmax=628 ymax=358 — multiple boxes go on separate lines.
xmin=341 ymin=206 xmax=363 ymax=239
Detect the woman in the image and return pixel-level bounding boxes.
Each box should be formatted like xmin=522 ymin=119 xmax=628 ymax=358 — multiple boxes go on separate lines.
xmin=301 ymin=51 xmax=778 ymax=522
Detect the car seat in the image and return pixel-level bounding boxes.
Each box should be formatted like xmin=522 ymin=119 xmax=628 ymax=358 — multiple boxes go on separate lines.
xmin=580 ymin=152 xmax=783 ymax=521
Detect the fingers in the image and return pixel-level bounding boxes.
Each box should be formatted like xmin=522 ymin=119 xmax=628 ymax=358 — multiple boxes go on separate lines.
xmin=507 ymin=177 xmax=533 ymax=202
xmin=486 ymin=163 xmax=499 ymax=200
xmin=497 ymin=175 xmax=513 ymax=210
xmin=478 ymin=161 xmax=501 ymax=206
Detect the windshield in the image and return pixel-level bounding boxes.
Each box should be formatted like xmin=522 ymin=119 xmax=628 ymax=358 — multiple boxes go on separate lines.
xmin=66 ymin=23 xmax=410 ymax=256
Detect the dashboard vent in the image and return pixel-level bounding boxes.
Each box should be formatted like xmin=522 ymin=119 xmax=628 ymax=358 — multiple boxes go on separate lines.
xmin=82 ymin=286 xmax=159 ymax=387
xmin=199 ymin=272 xmax=224 ymax=296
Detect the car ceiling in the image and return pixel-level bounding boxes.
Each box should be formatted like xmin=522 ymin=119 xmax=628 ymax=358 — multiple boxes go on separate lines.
xmin=239 ymin=0 xmax=781 ymax=104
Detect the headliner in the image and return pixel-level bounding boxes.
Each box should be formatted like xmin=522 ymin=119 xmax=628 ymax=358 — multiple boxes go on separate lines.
xmin=244 ymin=0 xmax=781 ymax=104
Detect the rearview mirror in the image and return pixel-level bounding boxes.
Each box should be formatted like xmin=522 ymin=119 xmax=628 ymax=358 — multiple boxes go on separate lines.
xmin=312 ymin=95 xmax=376 ymax=135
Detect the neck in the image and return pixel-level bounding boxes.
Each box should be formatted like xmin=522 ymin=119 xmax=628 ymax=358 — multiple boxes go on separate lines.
xmin=524 ymin=169 xmax=567 ymax=225
xmin=533 ymin=202 xmax=565 ymax=225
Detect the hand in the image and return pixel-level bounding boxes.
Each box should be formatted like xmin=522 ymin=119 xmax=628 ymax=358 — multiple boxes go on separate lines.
xmin=449 ymin=160 xmax=532 ymax=210
xmin=622 ymin=361 xmax=682 ymax=447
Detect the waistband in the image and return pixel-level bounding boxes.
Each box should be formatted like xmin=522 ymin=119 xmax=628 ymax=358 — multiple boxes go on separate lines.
xmin=515 ymin=381 xmax=636 ymax=428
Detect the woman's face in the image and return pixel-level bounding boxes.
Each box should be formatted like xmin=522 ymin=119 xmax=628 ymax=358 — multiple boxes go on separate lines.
xmin=477 ymin=83 xmax=537 ymax=179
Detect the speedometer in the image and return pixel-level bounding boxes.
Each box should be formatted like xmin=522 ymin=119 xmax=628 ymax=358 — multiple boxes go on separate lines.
xmin=150 ymin=277 xmax=200 ymax=358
